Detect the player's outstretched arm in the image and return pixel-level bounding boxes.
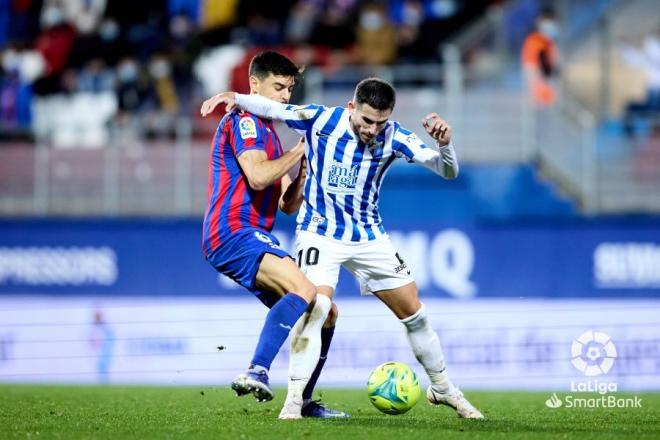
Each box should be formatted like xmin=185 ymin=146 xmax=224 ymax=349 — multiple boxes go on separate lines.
xmin=279 ymin=142 xmax=307 ymax=215
xmin=421 ymin=113 xmax=459 ymax=179
xmin=237 ymin=140 xmax=305 ymax=191
xmin=202 ymin=93 xmax=322 ymax=131
xmin=200 ymin=91 xmax=289 ymax=120
xmin=200 ymin=92 xmax=238 ymax=116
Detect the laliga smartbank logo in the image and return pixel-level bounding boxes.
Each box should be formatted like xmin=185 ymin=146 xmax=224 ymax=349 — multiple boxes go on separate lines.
xmin=545 ymin=330 xmax=642 ymax=409
xmin=570 ymin=330 xmax=617 ymax=376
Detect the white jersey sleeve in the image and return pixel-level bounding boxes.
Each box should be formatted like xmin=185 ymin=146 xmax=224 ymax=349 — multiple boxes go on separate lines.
xmin=391 ymin=123 xmax=459 ymax=179
xmin=234 ymin=93 xmax=326 ymax=136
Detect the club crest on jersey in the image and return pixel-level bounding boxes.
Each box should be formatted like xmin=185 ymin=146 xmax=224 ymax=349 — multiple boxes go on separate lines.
xmin=239 ymin=117 xmax=257 ymax=139
xmin=327 ymin=161 xmax=359 ymax=194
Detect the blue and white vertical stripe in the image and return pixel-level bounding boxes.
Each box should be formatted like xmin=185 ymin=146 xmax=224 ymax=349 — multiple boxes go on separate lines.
xmin=279 ymin=104 xmax=437 ymax=243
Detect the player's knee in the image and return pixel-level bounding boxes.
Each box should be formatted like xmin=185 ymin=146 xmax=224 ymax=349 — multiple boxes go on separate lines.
xmin=403 ymin=300 xmax=422 ymax=319
xmin=398 ymin=288 xmax=422 ymax=319
xmin=291 ymin=278 xmax=316 ymax=303
xmin=325 ymin=303 xmax=338 ymax=327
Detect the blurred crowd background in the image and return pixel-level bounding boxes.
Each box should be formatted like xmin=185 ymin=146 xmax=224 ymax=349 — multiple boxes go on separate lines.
xmin=0 ymin=0 xmax=501 ymax=143
xmin=0 ymin=0 xmax=658 ymax=217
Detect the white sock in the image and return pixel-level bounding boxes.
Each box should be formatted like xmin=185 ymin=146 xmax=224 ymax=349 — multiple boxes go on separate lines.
xmin=286 ymin=294 xmax=332 ymax=400
xmin=400 ymin=304 xmax=453 ymax=392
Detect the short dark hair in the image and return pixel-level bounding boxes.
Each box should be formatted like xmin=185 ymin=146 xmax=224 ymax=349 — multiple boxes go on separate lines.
xmin=354 ymin=78 xmax=396 ymax=111
xmin=249 ymin=51 xmax=299 ymax=80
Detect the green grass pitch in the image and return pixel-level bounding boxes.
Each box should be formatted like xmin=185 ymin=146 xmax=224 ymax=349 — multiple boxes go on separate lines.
xmin=1 ymin=386 xmax=658 ymax=439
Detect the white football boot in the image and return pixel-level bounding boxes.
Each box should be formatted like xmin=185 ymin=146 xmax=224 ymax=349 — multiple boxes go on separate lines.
xmin=427 ymin=385 xmax=485 ymax=419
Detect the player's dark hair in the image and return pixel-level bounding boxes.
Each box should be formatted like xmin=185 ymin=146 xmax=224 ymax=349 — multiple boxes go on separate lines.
xmin=354 ymin=78 xmax=396 ymax=111
xmin=249 ymin=51 xmax=299 ymax=80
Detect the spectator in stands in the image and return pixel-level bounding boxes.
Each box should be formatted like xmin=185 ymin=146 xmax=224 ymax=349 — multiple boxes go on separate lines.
xmin=521 ymin=8 xmax=559 ymax=107
xmin=0 ymin=44 xmax=43 ymax=133
xmin=0 ymin=48 xmax=30 ymax=133
xmin=356 ymin=2 xmax=397 ymax=65
xmin=77 ymin=58 xmax=114 ymax=94
xmin=63 ymin=0 xmax=107 ymax=36
xmin=105 ymin=0 xmax=167 ymax=61
xmin=69 ymin=18 xmax=125 ymax=69
xmin=197 ymin=0 xmax=238 ymax=46
xmin=33 ymin=1 xmax=76 ymax=95
xmin=140 ymin=54 xmax=181 ymax=138
xmin=309 ymin=0 xmax=358 ymax=49
xmin=389 ymin=0 xmax=425 ymax=62
xmin=167 ymin=14 xmax=199 ymax=114
xmin=149 ymin=54 xmax=179 ymax=114
xmin=284 ymin=0 xmax=317 ymax=45
xmin=619 ymin=28 xmax=660 ymax=136
xmin=117 ymin=57 xmax=153 ymax=124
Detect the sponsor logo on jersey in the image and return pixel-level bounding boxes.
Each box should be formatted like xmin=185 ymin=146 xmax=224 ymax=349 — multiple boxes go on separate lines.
xmin=254 ymin=231 xmax=280 ymax=249
xmin=239 ymin=117 xmax=257 ymax=139
xmin=327 ymin=161 xmax=359 ymax=194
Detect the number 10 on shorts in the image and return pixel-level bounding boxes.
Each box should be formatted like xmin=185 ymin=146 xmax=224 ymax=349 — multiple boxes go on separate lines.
xmin=297 ymin=247 xmax=319 ymax=267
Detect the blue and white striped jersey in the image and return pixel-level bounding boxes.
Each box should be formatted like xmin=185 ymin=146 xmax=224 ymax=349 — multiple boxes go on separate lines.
xmin=234 ymin=95 xmax=459 ymax=242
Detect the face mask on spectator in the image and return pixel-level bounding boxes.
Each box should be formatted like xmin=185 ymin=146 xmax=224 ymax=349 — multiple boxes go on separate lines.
xmin=539 ymin=19 xmax=559 ymax=40
xmin=149 ymin=60 xmax=171 ymax=79
xmin=100 ymin=20 xmax=120 ymax=42
xmin=360 ymin=11 xmax=385 ymax=30
xmin=170 ymin=15 xmax=191 ymax=39
xmin=1 ymin=49 xmax=19 ymax=72
xmin=77 ymin=15 xmax=96 ymax=34
xmin=41 ymin=5 xmax=65 ymax=28
xmin=118 ymin=61 xmax=139 ymax=82
xmin=402 ymin=2 xmax=424 ymax=26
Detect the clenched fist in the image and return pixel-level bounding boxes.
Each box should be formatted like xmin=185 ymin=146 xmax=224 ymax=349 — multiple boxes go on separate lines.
xmin=422 ymin=113 xmax=451 ymax=146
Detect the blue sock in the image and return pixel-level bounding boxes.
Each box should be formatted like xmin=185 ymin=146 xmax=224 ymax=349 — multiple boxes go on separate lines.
xmin=250 ymin=293 xmax=308 ymax=370
xmin=303 ymin=326 xmax=335 ymax=400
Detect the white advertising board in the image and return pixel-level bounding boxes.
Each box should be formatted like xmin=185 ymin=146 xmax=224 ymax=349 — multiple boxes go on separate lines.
xmin=0 ymin=297 xmax=658 ymax=391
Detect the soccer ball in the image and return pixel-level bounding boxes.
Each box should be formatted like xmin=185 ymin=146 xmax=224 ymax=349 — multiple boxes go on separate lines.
xmin=367 ymin=361 xmax=421 ymax=415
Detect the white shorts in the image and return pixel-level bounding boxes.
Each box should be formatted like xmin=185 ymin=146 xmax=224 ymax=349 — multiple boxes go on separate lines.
xmin=294 ymin=230 xmax=415 ymax=295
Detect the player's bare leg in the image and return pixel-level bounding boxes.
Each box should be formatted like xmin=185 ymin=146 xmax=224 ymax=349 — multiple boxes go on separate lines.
xmin=374 ymin=282 xmax=484 ymax=419
xmin=232 ymin=254 xmax=329 ymax=407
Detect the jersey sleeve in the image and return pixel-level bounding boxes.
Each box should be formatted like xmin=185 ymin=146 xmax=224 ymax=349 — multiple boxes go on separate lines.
xmin=234 ymin=93 xmax=326 ymax=136
xmin=229 ymin=113 xmax=266 ymax=157
xmin=281 ymin=103 xmax=326 ymax=135
xmin=391 ymin=123 xmax=459 ymax=179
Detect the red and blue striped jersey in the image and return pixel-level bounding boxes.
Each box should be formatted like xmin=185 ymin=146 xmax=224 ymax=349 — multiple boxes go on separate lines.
xmin=202 ymin=110 xmax=284 ymax=257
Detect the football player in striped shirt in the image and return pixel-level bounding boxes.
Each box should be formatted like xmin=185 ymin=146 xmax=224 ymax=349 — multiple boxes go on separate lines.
xmin=201 ymin=76 xmax=484 ymax=419
xmin=202 ymin=52 xmax=347 ymax=419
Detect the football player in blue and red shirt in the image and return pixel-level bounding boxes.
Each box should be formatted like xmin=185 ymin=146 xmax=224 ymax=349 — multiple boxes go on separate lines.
xmin=202 ymin=52 xmax=345 ymax=419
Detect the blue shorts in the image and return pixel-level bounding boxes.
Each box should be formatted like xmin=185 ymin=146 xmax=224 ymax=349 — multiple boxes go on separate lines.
xmin=206 ymin=228 xmax=291 ymax=307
